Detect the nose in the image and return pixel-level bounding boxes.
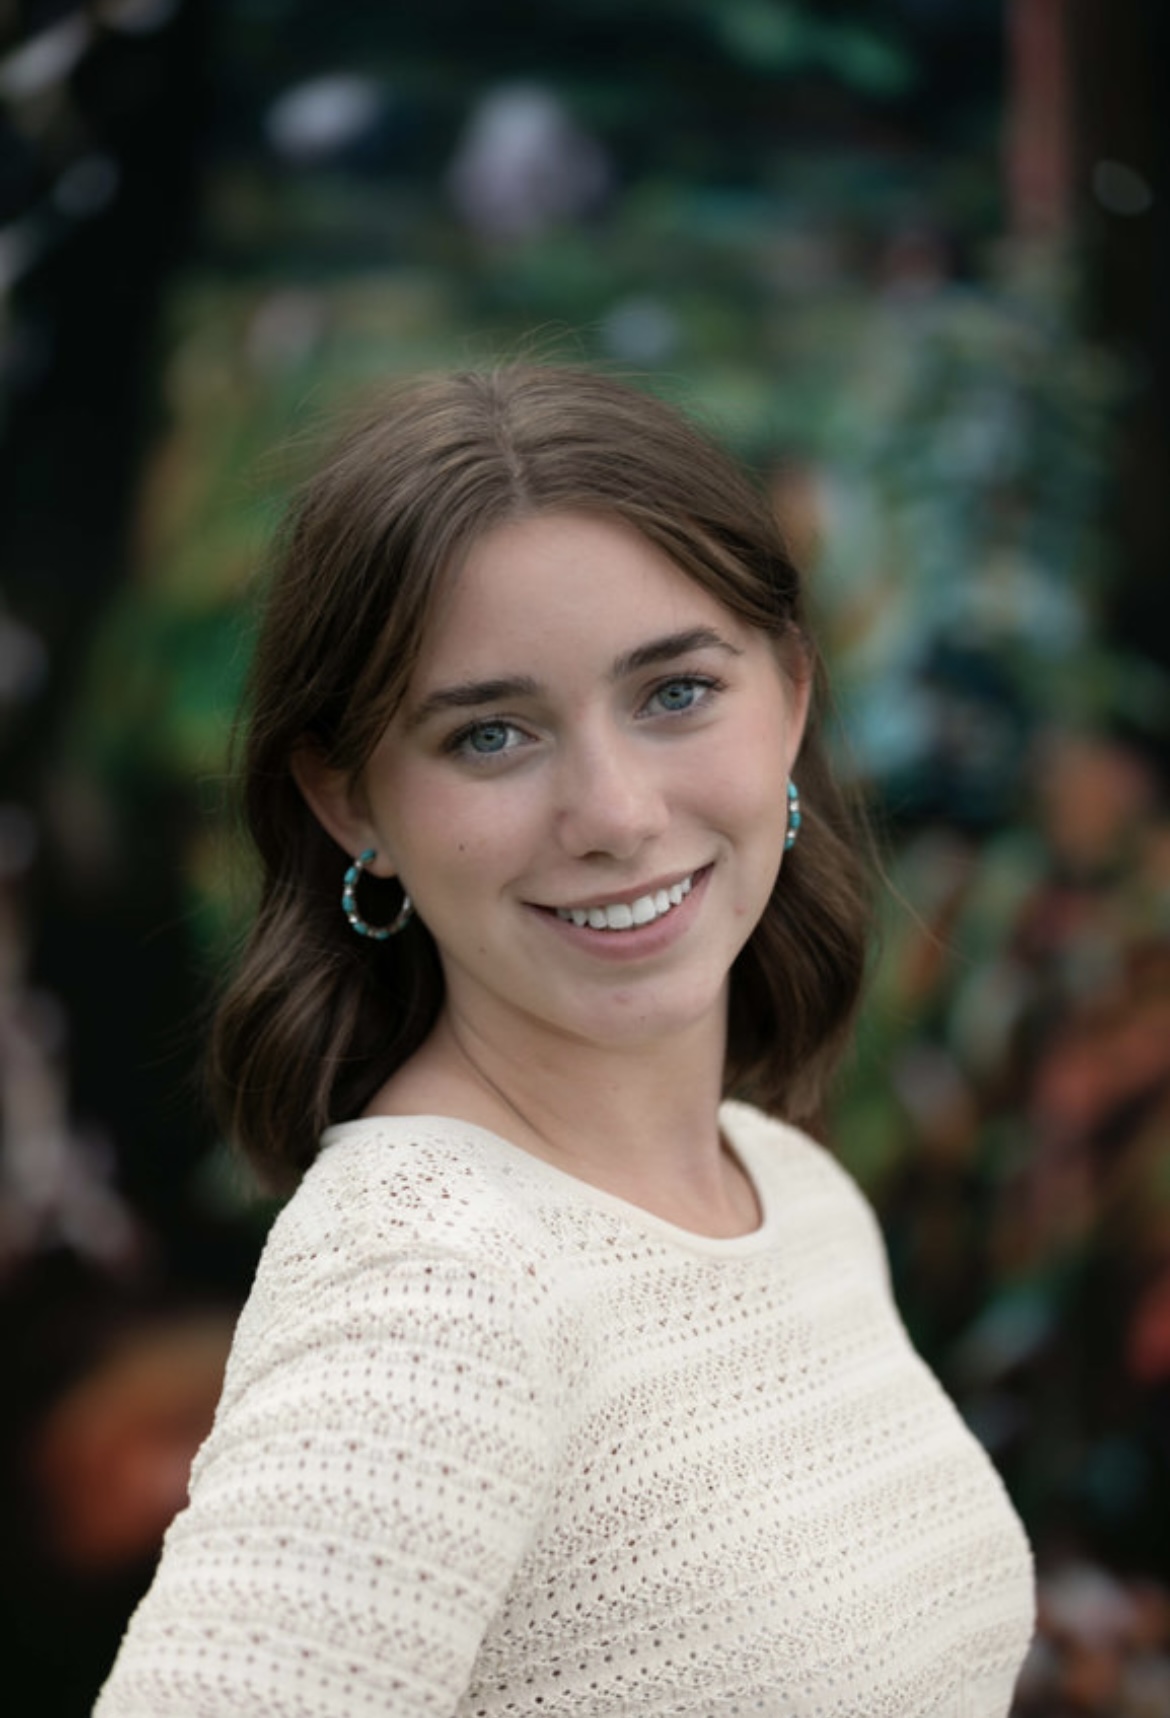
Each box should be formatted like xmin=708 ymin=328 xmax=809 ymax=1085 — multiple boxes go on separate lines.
xmin=555 ymin=731 xmax=670 ymax=860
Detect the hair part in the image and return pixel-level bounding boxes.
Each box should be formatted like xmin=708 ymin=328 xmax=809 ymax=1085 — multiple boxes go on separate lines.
xmin=208 ymin=363 xmax=871 ymax=1192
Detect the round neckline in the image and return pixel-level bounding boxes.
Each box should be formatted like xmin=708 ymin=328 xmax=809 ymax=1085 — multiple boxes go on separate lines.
xmin=320 ymin=1106 xmax=781 ymax=1259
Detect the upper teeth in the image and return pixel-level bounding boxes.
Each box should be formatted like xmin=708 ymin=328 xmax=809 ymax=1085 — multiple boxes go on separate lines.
xmin=556 ymin=874 xmax=693 ymax=931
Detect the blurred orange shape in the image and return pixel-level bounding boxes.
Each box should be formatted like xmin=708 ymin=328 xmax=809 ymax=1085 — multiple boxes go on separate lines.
xmin=30 ymin=1311 xmax=234 ymax=1574
xmin=1127 ymin=1269 xmax=1170 ymax=1385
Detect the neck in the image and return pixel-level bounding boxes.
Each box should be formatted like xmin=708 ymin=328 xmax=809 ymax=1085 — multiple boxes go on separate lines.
xmin=378 ymin=1006 xmax=757 ymax=1237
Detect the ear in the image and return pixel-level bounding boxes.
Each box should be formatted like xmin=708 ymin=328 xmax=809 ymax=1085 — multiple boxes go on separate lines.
xmin=290 ymin=742 xmax=395 ymax=877
xmin=779 ymin=637 xmax=814 ymax=772
xmin=789 ymin=665 xmax=813 ymax=767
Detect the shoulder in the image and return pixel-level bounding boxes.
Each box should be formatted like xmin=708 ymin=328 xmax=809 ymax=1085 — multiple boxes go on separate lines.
xmin=280 ymin=1111 xmax=551 ymax=1261
xmin=221 ymin=1117 xmax=564 ymax=1413
xmin=720 ymin=1100 xmax=890 ymax=1274
xmin=721 ymin=1100 xmax=867 ymax=1191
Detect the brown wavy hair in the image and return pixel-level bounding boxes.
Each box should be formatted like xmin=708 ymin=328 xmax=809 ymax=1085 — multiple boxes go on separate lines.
xmin=208 ymin=363 xmax=871 ymax=1191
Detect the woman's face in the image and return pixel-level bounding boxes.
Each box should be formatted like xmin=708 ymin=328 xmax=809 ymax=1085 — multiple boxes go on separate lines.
xmin=325 ymin=510 xmax=808 ymax=1062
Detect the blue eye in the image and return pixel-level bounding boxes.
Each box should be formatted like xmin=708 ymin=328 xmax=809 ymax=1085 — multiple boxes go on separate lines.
xmin=656 ymin=680 xmax=698 ymax=712
xmin=448 ymin=718 xmax=524 ymax=760
xmin=466 ymin=721 xmax=512 ymax=754
xmin=647 ymin=676 xmax=716 ymax=716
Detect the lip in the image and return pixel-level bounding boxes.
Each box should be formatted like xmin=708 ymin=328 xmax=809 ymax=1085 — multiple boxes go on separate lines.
xmin=538 ymin=866 xmax=705 ymax=916
xmin=529 ymin=864 xmax=713 ymax=958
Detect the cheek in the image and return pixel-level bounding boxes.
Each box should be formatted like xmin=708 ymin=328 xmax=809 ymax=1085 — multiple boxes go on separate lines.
xmin=738 ymin=779 xmax=790 ymax=864
xmin=707 ymin=745 xmax=793 ymax=882
xmin=377 ymin=768 xmax=537 ymax=881
xmin=711 ymin=708 xmax=791 ymax=822
xmin=692 ymin=768 xmax=789 ymax=890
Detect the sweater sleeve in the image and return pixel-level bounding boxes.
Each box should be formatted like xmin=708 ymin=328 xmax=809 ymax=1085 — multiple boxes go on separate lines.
xmin=93 ymin=1154 xmax=560 ymax=1717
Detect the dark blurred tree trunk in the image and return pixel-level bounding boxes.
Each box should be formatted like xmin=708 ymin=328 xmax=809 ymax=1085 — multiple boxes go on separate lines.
xmin=1066 ymin=0 xmax=1170 ymax=678
xmin=0 ymin=1 xmax=216 ymax=1242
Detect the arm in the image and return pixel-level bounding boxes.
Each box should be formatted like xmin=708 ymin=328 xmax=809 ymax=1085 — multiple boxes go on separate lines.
xmin=93 ymin=1173 xmax=558 ymax=1716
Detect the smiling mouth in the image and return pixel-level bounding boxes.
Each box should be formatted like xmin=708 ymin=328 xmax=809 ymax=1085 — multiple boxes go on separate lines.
xmin=554 ymin=873 xmax=696 ymax=932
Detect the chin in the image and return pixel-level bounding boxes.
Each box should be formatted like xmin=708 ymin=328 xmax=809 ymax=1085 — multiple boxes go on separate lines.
xmin=565 ymin=981 xmax=729 ymax=1052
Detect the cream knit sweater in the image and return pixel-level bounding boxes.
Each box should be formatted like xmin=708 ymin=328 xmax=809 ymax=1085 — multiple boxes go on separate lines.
xmin=94 ymin=1104 xmax=1033 ymax=1716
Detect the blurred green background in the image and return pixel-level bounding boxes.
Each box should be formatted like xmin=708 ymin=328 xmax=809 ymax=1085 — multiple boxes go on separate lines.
xmin=1 ymin=3 xmax=1169 ymax=1712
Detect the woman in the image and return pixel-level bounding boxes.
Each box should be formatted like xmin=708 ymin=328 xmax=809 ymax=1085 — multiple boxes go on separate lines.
xmin=95 ymin=364 xmax=1034 ymax=1715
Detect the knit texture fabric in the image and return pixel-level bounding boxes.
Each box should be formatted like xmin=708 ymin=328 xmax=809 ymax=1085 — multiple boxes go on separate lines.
xmin=94 ymin=1104 xmax=1034 ymax=1716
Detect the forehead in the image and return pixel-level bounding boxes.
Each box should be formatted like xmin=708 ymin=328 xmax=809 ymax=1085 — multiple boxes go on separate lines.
xmin=413 ymin=509 xmax=749 ymax=680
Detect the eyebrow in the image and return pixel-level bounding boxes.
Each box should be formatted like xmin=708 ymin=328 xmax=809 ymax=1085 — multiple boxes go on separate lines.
xmin=612 ymin=626 xmax=742 ymax=679
xmin=404 ymin=627 xmax=741 ymax=730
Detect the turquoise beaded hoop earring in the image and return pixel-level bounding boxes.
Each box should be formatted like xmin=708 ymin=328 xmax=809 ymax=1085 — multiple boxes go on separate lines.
xmin=784 ymin=779 xmax=802 ymax=852
xmin=342 ymin=849 xmax=414 ymax=940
